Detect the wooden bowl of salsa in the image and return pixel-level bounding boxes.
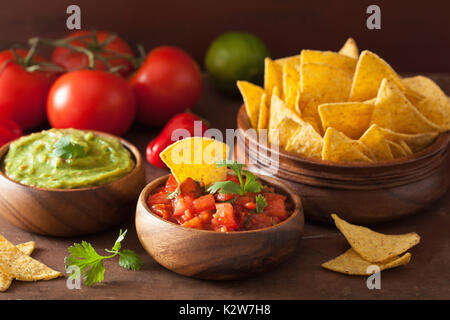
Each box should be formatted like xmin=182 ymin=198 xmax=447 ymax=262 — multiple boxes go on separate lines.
xmin=135 ymin=173 xmax=304 ymax=280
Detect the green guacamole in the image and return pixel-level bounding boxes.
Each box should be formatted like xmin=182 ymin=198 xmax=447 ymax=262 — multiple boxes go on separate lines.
xmin=3 ymin=129 xmax=134 ymax=189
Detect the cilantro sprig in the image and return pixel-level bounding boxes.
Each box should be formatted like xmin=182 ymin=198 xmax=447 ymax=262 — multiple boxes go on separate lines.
xmin=207 ymin=160 xmax=263 ymax=196
xmin=53 ymin=136 xmax=87 ymax=160
xmin=254 ymin=194 xmax=268 ymax=213
xmin=64 ymin=229 xmax=142 ymax=286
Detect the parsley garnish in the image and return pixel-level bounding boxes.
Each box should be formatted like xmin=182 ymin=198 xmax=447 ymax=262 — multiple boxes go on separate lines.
xmin=207 ymin=160 xmax=263 ymax=196
xmin=167 ymin=188 xmax=180 ymax=199
xmin=254 ymin=194 xmax=268 ymax=213
xmin=53 ymin=136 xmax=87 ymax=159
xmin=64 ymin=229 xmax=142 ymax=286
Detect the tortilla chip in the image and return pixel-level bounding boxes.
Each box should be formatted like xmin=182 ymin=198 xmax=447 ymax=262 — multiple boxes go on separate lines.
xmin=257 ymin=93 xmax=269 ymax=130
xmin=338 ymin=38 xmax=359 ymax=59
xmin=350 ymin=50 xmax=421 ymax=102
xmin=322 ymin=248 xmax=411 ymax=275
xmin=378 ymin=126 xmax=439 ymax=153
xmin=403 ymin=76 xmax=450 ymax=130
xmin=282 ymin=64 xmax=301 ymax=111
xmin=319 ymin=102 xmax=373 ymax=139
xmin=331 ymin=214 xmax=420 ymax=262
xmin=322 ymin=128 xmax=372 ymax=162
xmin=359 ymin=124 xmax=394 ymax=161
xmin=300 ymin=63 xmax=353 ymax=132
xmin=160 ymin=137 xmax=229 ymax=186
xmin=275 ymin=54 xmax=300 ymax=69
xmin=0 ymin=241 xmax=36 ymax=292
xmin=0 ymin=235 xmax=61 ymax=282
xmin=387 ymin=140 xmax=408 ymax=159
xmin=301 ymin=50 xmax=357 ymax=76
xmin=273 ymin=117 xmax=303 ymax=148
xmin=285 ymin=124 xmax=323 ymax=159
xmin=372 ymin=79 xmax=440 ymax=134
xmin=264 ymin=57 xmax=283 ymax=100
xmin=237 ymin=80 xmax=264 ymax=128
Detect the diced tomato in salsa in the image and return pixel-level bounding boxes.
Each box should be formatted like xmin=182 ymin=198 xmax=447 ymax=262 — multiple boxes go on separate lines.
xmin=148 ymin=174 xmax=290 ymax=232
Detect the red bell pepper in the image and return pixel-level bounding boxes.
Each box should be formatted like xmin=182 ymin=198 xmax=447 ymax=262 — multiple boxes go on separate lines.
xmin=145 ymin=112 xmax=209 ymax=168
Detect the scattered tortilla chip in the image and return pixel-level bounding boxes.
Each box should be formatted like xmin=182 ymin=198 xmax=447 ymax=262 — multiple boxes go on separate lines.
xmin=264 ymin=57 xmax=283 ymax=100
xmin=237 ymin=81 xmax=264 ymax=128
xmin=285 ymin=124 xmax=323 ymax=159
xmin=275 ymin=54 xmax=300 ymax=69
xmin=372 ymin=79 xmax=440 ymax=134
xmin=387 ymin=140 xmax=409 ymax=159
xmin=359 ymin=124 xmax=394 ymax=160
xmin=350 ymin=50 xmax=420 ymax=102
xmin=257 ymin=93 xmax=269 ymax=130
xmin=322 ymin=128 xmax=372 ymax=162
xmin=338 ymin=38 xmax=359 ymax=59
xmin=0 ymin=234 xmax=61 ymax=282
xmin=301 ymin=49 xmax=357 ymax=76
xmin=403 ymin=76 xmax=450 ymax=130
xmin=331 ymin=214 xmax=420 ymax=262
xmin=322 ymin=248 xmax=411 ymax=275
xmin=300 ymin=63 xmax=353 ymax=132
xmin=160 ymin=137 xmax=229 ymax=186
xmin=319 ymin=102 xmax=373 ymax=139
xmin=378 ymin=126 xmax=438 ymax=153
xmin=0 ymin=241 xmax=36 ymax=292
xmin=282 ymin=64 xmax=301 ymax=111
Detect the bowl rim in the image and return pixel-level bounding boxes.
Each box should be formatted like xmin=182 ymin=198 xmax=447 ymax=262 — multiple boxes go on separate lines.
xmin=237 ymin=104 xmax=450 ymax=169
xmin=0 ymin=129 xmax=143 ymax=192
xmin=138 ymin=173 xmax=303 ymax=235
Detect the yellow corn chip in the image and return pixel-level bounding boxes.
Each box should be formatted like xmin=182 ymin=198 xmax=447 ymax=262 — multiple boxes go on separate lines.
xmin=359 ymin=124 xmax=394 ymax=161
xmin=0 ymin=235 xmax=61 ymax=282
xmin=282 ymin=64 xmax=301 ymax=111
xmin=378 ymin=126 xmax=438 ymax=153
xmin=237 ymin=80 xmax=264 ymax=128
xmin=338 ymin=38 xmax=359 ymax=59
xmin=301 ymin=49 xmax=357 ymax=76
xmin=264 ymin=58 xmax=283 ymax=100
xmin=275 ymin=54 xmax=300 ymax=69
xmin=300 ymin=63 xmax=353 ymax=132
xmin=372 ymin=79 xmax=440 ymax=134
xmin=403 ymin=76 xmax=450 ymax=130
xmin=331 ymin=214 xmax=420 ymax=262
xmin=398 ymin=140 xmax=413 ymax=155
xmin=322 ymin=128 xmax=372 ymax=162
xmin=285 ymin=124 xmax=323 ymax=159
xmin=273 ymin=117 xmax=303 ymax=148
xmin=257 ymin=93 xmax=269 ymax=130
xmin=160 ymin=137 xmax=229 ymax=186
xmin=322 ymin=248 xmax=411 ymax=275
xmin=350 ymin=50 xmax=420 ymax=102
xmin=0 ymin=241 xmax=36 ymax=292
xmin=387 ymin=140 xmax=408 ymax=159
xmin=319 ymin=102 xmax=373 ymax=139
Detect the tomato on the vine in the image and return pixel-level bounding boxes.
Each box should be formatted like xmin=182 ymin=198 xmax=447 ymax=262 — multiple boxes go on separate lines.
xmin=51 ymin=31 xmax=135 ymax=77
xmin=130 ymin=46 xmax=203 ymax=127
xmin=0 ymin=49 xmax=59 ymax=129
xmin=47 ymin=70 xmax=136 ymax=136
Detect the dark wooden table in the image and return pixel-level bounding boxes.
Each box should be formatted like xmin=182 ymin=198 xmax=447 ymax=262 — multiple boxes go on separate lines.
xmin=1 ymin=75 xmax=449 ymax=300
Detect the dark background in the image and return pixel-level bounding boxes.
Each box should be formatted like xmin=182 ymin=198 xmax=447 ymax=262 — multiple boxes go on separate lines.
xmin=0 ymin=0 xmax=449 ymax=72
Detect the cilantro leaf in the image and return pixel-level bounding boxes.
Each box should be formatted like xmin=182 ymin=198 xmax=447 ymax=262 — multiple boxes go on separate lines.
xmin=166 ymin=188 xmax=180 ymax=199
xmin=243 ymin=171 xmax=263 ymax=193
xmin=207 ymin=180 xmax=241 ymax=195
xmin=53 ymin=136 xmax=87 ymax=159
xmin=215 ymin=160 xmax=244 ymax=177
xmin=255 ymin=194 xmax=268 ymax=213
xmin=64 ymin=229 xmax=142 ymax=287
xmin=119 ymin=249 xmax=142 ymax=271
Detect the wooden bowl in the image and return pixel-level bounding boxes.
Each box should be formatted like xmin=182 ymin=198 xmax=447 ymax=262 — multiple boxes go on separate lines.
xmin=236 ymin=105 xmax=450 ymax=224
xmin=136 ymin=174 xmax=304 ymax=280
xmin=0 ymin=131 xmax=146 ymax=237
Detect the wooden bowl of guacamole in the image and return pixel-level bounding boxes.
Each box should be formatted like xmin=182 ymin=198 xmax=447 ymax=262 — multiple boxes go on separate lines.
xmin=0 ymin=128 xmax=145 ymax=237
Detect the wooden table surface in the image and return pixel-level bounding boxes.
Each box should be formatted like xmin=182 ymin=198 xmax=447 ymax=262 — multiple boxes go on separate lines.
xmin=1 ymin=75 xmax=449 ymax=300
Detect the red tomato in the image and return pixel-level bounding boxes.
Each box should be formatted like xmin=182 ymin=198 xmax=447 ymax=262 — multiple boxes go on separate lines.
xmin=165 ymin=174 xmax=179 ymax=192
xmin=192 ymin=194 xmax=216 ymax=213
xmin=262 ymin=193 xmax=287 ymax=219
xmin=212 ymin=203 xmax=238 ymax=231
xmin=179 ymin=177 xmax=202 ymax=198
xmin=130 ymin=46 xmax=203 ymax=127
xmin=173 ymin=195 xmax=194 ymax=217
xmin=47 ymin=70 xmax=136 ymax=136
xmin=52 ymin=31 xmax=134 ymax=77
xmin=0 ymin=50 xmax=58 ymax=129
xmin=147 ymin=191 xmax=171 ymax=206
xmin=0 ymin=120 xmax=22 ymax=147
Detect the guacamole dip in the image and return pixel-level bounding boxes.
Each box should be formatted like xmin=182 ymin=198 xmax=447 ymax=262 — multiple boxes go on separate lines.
xmin=3 ymin=129 xmax=134 ymax=189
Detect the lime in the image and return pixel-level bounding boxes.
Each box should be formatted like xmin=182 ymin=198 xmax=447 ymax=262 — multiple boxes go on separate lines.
xmin=205 ymin=32 xmax=270 ymax=96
